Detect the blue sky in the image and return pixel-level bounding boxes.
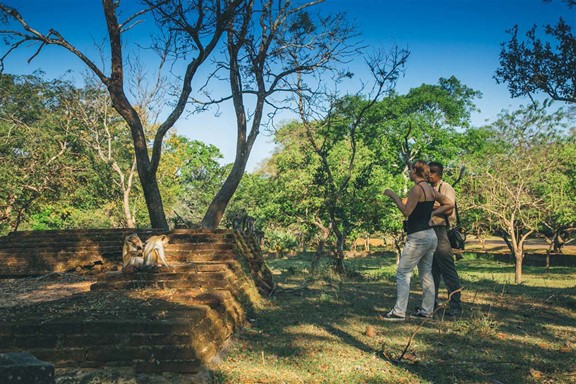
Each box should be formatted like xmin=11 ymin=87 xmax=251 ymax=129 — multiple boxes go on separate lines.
xmin=1 ymin=0 xmax=574 ymax=171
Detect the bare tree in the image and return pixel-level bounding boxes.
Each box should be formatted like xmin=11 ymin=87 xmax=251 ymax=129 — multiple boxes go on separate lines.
xmin=171 ymin=0 xmax=365 ymax=229
xmin=0 ymin=0 xmax=242 ymax=229
xmin=66 ymin=80 xmax=139 ymax=228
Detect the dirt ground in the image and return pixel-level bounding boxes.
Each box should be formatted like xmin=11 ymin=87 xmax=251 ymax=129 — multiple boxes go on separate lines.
xmin=0 ymin=273 xmax=95 ymax=309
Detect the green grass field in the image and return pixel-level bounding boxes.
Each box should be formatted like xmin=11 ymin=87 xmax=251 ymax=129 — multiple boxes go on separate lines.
xmin=210 ymin=252 xmax=576 ymax=384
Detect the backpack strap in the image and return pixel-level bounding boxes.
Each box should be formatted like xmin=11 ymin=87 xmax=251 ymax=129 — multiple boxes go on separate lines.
xmin=439 ymin=181 xmax=461 ymax=228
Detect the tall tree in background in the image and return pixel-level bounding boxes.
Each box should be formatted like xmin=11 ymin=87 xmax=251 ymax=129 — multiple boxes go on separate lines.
xmin=535 ymin=117 xmax=576 ymax=259
xmin=0 ymin=74 xmax=79 ymax=233
xmin=0 ymin=0 xmax=242 ymax=229
xmin=295 ymin=47 xmax=410 ymax=274
xmin=160 ymin=135 xmax=229 ymax=226
xmin=462 ymin=102 xmax=571 ymax=283
xmin=496 ymin=0 xmax=575 ymax=104
xmin=370 ymin=76 xmax=480 ymax=193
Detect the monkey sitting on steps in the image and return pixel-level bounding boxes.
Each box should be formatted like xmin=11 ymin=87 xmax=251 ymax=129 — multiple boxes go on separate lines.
xmin=122 ymin=233 xmax=144 ymax=267
xmin=142 ymin=235 xmax=170 ymax=267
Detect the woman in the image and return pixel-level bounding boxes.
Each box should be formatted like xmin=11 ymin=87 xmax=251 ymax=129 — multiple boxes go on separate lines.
xmin=382 ymin=160 xmax=454 ymax=321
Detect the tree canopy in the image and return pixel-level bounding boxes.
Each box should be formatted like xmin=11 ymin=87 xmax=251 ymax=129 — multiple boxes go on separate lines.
xmin=496 ymin=1 xmax=575 ymax=103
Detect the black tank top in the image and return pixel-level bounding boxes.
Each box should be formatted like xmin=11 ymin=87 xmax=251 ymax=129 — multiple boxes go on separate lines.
xmin=406 ymin=183 xmax=434 ymax=234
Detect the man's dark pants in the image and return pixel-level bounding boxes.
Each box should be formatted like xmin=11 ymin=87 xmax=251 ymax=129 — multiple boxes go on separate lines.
xmin=432 ymin=226 xmax=462 ymax=311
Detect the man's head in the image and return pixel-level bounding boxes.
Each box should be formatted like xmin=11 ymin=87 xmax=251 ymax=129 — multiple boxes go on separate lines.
xmin=428 ymin=161 xmax=443 ymax=185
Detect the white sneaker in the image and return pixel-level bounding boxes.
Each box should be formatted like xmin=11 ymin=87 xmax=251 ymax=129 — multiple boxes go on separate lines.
xmin=381 ymin=311 xmax=405 ymax=321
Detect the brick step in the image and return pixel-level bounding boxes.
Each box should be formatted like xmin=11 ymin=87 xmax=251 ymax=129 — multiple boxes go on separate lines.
xmin=146 ymin=263 xmax=236 ymax=273
xmin=0 ymin=294 xmax=241 ymax=337
xmin=91 ymin=277 xmax=238 ymax=291
xmin=0 ymin=251 xmax=120 ymax=260
xmin=100 ymin=267 xmax=235 ymax=280
xmin=30 ymin=347 xmax=206 ymax=373
xmin=90 ymin=279 xmax=252 ymax=300
xmin=0 ymin=248 xmax=235 ymax=260
xmin=4 ymin=346 xmax=208 ymax=373
xmin=2 ymin=229 xmax=232 ymax=241
xmin=0 ymin=235 xmax=150 ymax=246
xmin=0 ymin=254 xmax=240 ymax=277
xmin=167 ymin=252 xmax=236 ymax=263
xmin=0 ymin=287 xmax=244 ymax=373
xmin=170 ymin=229 xmax=230 ymax=235
xmin=166 ymin=242 xmax=234 ymax=250
xmin=5 ymin=228 xmax=163 ymax=237
xmin=0 ymin=233 xmax=235 ymax=245
xmin=0 ymin=242 xmax=234 ymax=254
xmin=0 ymin=241 xmax=235 ymax=253
xmin=169 ymin=233 xmax=235 ymax=243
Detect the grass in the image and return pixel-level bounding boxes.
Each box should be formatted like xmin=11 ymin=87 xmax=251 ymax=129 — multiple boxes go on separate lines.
xmin=210 ymin=252 xmax=576 ymax=384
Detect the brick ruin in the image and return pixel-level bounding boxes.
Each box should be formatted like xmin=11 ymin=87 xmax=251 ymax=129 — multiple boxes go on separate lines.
xmin=0 ymin=228 xmax=273 ymax=374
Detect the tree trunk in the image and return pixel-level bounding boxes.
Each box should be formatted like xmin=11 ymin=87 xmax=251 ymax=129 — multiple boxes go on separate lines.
xmin=393 ymin=232 xmax=405 ymax=265
xmin=202 ymin=157 xmax=248 ymax=229
xmin=514 ymin=250 xmax=523 ymax=284
xmin=122 ymin=188 xmax=135 ymax=228
xmin=131 ymin=130 xmax=167 ymax=229
xmin=311 ymin=240 xmax=326 ymax=273
xmin=476 ymin=229 xmax=486 ymax=252
xmin=332 ymin=225 xmax=346 ymax=275
xmin=311 ymin=216 xmax=331 ymax=273
xmin=139 ymin=170 xmax=168 ymax=229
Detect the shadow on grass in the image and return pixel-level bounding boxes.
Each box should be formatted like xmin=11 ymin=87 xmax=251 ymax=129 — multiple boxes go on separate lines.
xmin=222 ymin=252 xmax=576 ymax=383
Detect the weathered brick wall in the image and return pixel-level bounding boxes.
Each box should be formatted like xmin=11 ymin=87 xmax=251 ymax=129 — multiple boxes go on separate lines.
xmin=0 ymin=229 xmax=165 ymax=277
xmin=232 ymin=230 xmax=274 ymax=296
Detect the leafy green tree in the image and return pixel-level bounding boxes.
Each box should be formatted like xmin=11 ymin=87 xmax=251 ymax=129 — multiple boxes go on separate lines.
xmin=227 ymin=122 xmax=325 ymax=258
xmin=292 ymin=45 xmax=412 ymax=274
xmin=462 ymin=102 xmax=572 ymax=283
xmin=241 ymin=76 xmax=479 ymax=273
xmin=160 ymin=135 xmax=229 ymax=226
xmin=369 ymin=76 xmax=480 ymax=192
xmin=496 ymin=1 xmax=575 ymax=103
xmin=537 ymin=132 xmax=576 ymax=259
xmin=0 ymin=74 xmax=82 ymax=233
xmin=64 ymin=80 xmax=143 ymax=228
xmin=352 ymin=77 xmax=480 ymax=256
xmin=1 ymin=0 xmax=243 ymax=229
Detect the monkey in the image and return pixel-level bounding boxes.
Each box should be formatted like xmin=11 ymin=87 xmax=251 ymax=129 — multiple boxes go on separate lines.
xmin=142 ymin=235 xmax=170 ymax=267
xmin=122 ymin=233 xmax=144 ymax=267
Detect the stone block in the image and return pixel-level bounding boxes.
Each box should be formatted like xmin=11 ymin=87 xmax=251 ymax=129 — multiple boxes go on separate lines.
xmin=0 ymin=352 xmax=55 ymax=384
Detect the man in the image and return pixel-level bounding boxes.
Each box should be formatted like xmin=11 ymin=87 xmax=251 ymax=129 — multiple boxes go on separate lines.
xmin=428 ymin=161 xmax=462 ymax=316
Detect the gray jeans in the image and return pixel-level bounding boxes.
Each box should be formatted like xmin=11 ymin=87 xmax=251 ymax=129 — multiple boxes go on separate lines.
xmin=432 ymin=226 xmax=462 ymax=310
xmin=392 ymin=228 xmax=437 ymax=316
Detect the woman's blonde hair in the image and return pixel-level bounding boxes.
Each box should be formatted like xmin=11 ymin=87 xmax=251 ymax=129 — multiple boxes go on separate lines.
xmin=411 ymin=160 xmax=430 ymax=179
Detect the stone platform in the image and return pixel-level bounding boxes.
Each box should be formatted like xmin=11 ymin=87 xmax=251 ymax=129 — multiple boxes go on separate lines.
xmin=0 ymin=228 xmax=273 ymax=374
